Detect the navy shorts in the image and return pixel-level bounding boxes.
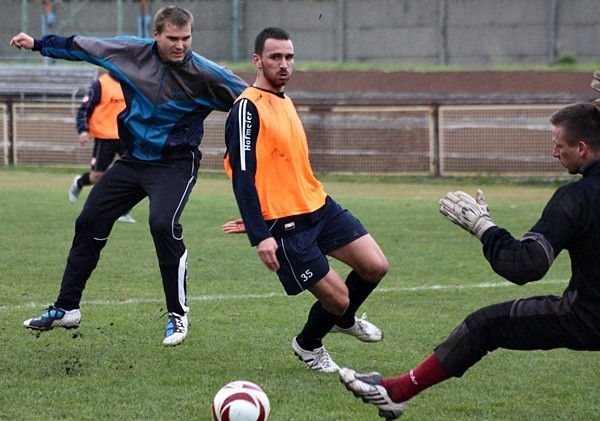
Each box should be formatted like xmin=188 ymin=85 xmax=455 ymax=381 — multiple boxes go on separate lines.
xmin=273 ymin=196 xmax=368 ymax=295
xmin=91 ymin=138 xmax=127 ymax=172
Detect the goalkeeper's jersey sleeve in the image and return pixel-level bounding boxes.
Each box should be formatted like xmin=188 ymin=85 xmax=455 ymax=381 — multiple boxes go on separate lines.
xmin=482 ymin=160 xmax=600 ymax=303
xmin=481 ymin=227 xmax=552 ymax=285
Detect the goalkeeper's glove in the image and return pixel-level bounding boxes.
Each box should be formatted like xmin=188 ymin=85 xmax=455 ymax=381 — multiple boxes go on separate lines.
xmin=592 ymin=70 xmax=600 ymax=93
xmin=439 ymin=189 xmax=497 ymax=240
xmin=590 ymin=71 xmax=600 ymax=107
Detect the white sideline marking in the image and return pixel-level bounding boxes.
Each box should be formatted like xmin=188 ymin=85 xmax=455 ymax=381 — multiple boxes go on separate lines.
xmin=1 ymin=279 xmax=567 ymax=312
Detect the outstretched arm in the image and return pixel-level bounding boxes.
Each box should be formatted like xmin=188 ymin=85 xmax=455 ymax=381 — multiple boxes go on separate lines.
xmin=10 ymin=33 xmax=34 ymax=50
xmin=439 ymin=189 xmax=553 ymax=284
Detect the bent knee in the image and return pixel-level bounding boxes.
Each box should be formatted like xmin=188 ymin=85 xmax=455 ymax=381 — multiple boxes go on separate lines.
xmin=358 ymin=258 xmax=389 ymax=282
xmin=149 ymin=215 xmax=176 ymax=236
xmin=322 ymin=295 xmax=350 ymax=316
xmin=76 ymin=209 xmax=103 ymax=231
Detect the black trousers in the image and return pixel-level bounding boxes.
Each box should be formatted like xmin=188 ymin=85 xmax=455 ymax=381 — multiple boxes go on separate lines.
xmin=434 ymin=289 xmax=600 ymax=377
xmin=54 ymin=151 xmax=200 ymax=315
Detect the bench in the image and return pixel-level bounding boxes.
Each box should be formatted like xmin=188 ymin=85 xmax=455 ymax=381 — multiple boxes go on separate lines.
xmin=0 ymin=65 xmax=98 ymax=101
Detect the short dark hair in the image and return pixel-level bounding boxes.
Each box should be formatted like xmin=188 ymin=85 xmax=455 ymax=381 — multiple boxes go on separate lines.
xmin=153 ymin=6 xmax=194 ymax=34
xmin=254 ymin=27 xmax=291 ymax=55
xmin=550 ymin=102 xmax=600 ymax=151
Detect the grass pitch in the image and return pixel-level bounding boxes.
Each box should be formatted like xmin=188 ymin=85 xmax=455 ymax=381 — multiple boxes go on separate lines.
xmin=0 ymin=167 xmax=598 ymax=420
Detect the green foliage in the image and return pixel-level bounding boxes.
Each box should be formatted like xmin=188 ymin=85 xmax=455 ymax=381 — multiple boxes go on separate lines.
xmin=550 ymin=53 xmax=579 ymax=68
xmin=1 ymin=167 xmax=598 ymax=420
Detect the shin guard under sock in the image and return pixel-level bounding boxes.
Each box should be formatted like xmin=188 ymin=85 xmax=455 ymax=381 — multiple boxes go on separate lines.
xmin=336 ymin=270 xmax=378 ymax=329
xmin=296 ymin=301 xmax=340 ymax=350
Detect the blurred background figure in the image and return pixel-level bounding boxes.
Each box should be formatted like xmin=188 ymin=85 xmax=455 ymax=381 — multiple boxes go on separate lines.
xmin=137 ymin=0 xmax=152 ymax=38
xmin=41 ymin=0 xmax=57 ymax=64
xmin=41 ymin=0 xmax=56 ymax=35
xmin=69 ymin=69 xmax=136 ymax=223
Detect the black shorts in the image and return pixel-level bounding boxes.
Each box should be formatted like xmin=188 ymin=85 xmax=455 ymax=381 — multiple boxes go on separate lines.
xmin=273 ymin=196 xmax=368 ymax=296
xmin=90 ymin=138 xmax=127 ymax=172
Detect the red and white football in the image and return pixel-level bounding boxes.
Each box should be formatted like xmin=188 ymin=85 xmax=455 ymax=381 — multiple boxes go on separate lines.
xmin=212 ymin=380 xmax=270 ymax=421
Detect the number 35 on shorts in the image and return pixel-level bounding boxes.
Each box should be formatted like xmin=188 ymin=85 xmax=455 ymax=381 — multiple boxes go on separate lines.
xmin=300 ymin=269 xmax=313 ymax=282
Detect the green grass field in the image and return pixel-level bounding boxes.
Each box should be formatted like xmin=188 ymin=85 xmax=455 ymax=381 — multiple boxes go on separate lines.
xmin=1 ymin=167 xmax=598 ymax=420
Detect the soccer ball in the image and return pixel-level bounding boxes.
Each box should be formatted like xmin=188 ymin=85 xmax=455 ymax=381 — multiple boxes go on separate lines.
xmin=212 ymin=380 xmax=270 ymax=421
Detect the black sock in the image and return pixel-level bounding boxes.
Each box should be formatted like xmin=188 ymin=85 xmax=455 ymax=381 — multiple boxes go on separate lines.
xmin=335 ymin=270 xmax=378 ymax=329
xmin=296 ymin=301 xmax=340 ymax=350
xmin=79 ymin=172 xmax=92 ymax=187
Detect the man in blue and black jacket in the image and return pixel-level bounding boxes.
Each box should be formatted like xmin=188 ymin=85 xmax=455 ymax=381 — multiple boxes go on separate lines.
xmin=11 ymin=5 xmax=247 ymax=346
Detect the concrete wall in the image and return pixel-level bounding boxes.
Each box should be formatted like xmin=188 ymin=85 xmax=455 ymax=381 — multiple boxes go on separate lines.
xmin=1 ymin=0 xmax=598 ymax=66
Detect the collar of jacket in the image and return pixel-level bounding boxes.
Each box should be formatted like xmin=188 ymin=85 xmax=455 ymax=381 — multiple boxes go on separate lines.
xmin=581 ymin=158 xmax=600 ymax=176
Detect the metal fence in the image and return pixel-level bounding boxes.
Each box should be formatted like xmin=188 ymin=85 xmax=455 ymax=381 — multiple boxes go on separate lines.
xmin=1 ymin=100 xmax=567 ymax=177
xmin=439 ymin=105 xmax=563 ymax=176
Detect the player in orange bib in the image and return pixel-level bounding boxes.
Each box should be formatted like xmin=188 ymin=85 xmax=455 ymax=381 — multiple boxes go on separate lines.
xmin=69 ymin=70 xmax=136 ymax=223
xmin=223 ymin=27 xmax=389 ymax=372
